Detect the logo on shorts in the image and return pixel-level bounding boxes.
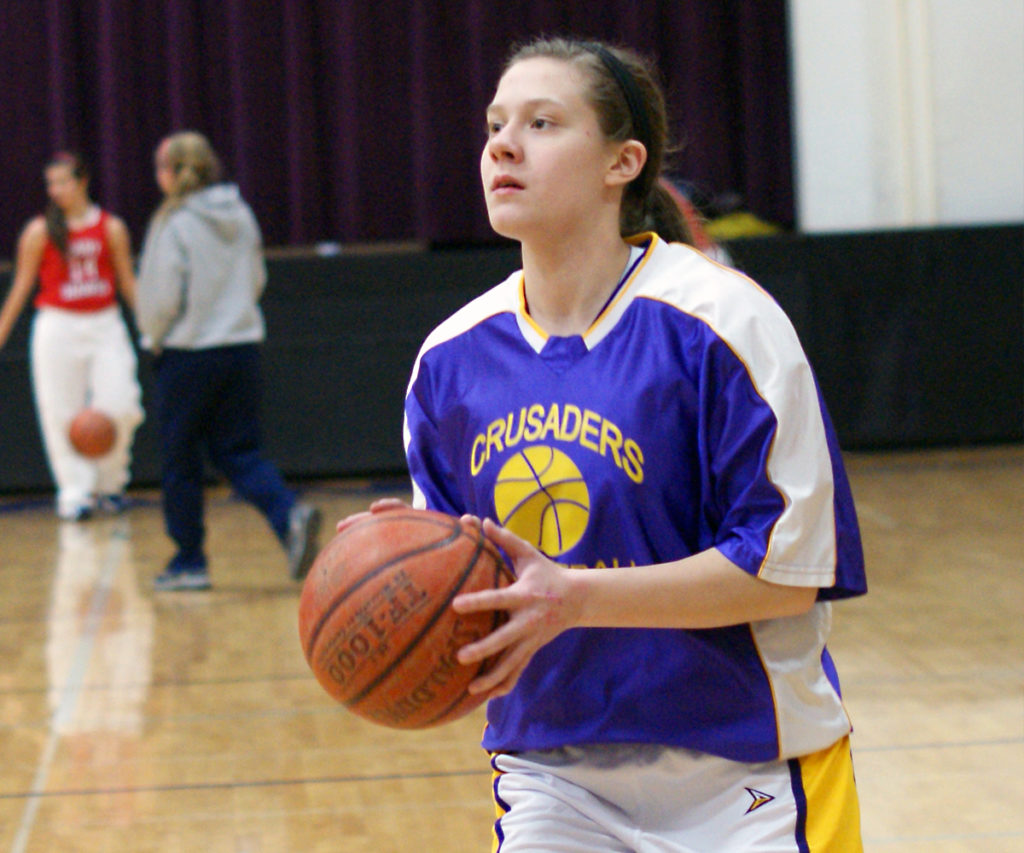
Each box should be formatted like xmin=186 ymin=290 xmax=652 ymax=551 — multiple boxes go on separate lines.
xmin=744 ymin=787 xmax=775 ymax=814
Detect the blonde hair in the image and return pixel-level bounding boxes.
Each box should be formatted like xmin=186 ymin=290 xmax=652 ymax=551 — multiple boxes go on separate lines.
xmin=154 ymin=131 xmax=222 ymax=218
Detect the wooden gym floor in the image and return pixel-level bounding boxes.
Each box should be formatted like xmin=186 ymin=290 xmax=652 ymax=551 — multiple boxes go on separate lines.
xmin=0 ymin=445 xmax=1021 ymax=852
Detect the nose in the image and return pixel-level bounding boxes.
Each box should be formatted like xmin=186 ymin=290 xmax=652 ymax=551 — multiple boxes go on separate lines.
xmin=485 ymin=126 xmax=521 ymax=163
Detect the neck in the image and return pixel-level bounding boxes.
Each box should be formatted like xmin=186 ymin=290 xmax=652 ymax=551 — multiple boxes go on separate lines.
xmin=521 ymin=228 xmax=632 ymax=337
xmin=62 ymin=200 xmax=94 ymax=225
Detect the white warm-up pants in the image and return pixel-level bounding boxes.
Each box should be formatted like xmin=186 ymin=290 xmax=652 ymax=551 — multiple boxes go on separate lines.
xmin=30 ymin=306 xmax=144 ymax=515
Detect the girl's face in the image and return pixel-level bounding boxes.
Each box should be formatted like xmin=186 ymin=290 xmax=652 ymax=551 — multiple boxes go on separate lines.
xmin=481 ymin=57 xmax=625 ymax=243
xmin=154 ymin=140 xmax=176 ymax=196
xmin=44 ymin=163 xmax=88 ymax=213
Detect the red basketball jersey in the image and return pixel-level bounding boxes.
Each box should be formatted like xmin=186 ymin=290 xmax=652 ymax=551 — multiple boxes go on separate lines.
xmin=35 ymin=209 xmax=117 ymax=311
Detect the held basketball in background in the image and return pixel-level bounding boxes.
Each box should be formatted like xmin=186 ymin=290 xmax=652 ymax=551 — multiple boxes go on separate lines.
xmin=298 ymin=508 xmax=515 ymax=729
xmin=68 ymin=408 xmax=117 ymax=458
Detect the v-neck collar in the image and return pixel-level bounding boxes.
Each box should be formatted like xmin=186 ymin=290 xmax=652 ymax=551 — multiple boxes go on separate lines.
xmin=515 ymin=234 xmax=658 ymax=358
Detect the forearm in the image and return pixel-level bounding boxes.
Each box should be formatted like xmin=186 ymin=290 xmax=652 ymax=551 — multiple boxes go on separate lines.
xmin=135 ymin=275 xmax=182 ymax=349
xmin=0 ymin=275 xmax=35 ymax=348
xmin=134 ymin=296 xmax=168 ymax=347
xmin=456 ymin=522 xmax=821 ymax=697
xmin=136 ymin=227 xmax=186 ymax=348
xmin=115 ymin=270 xmax=137 ymax=311
xmin=106 ymin=217 xmax=137 ymax=311
xmin=2 ymin=222 xmax=45 ymax=349
xmin=567 ymin=548 xmax=816 ymax=629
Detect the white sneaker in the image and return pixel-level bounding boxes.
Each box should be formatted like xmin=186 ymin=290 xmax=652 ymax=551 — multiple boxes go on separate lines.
xmin=57 ymin=504 xmax=93 ymax=522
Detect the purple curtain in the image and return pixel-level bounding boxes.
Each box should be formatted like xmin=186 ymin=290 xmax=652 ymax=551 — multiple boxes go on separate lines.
xmin=0 ymin=0 xmax=793 ymax=253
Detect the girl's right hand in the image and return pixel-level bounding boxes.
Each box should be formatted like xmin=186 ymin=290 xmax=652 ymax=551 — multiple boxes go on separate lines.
xmin=452 ymin=517 xmax=581 ymax=699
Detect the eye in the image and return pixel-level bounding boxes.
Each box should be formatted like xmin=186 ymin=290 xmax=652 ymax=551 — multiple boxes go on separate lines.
xmin=530 ymin=117 xmax=550 ymax=130
xmin=486 ymin=120 xmax=503 ymax=136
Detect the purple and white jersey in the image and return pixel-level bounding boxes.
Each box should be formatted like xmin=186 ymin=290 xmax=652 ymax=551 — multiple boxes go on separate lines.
xmin=404 ymin=234 xmax=866 ymax=762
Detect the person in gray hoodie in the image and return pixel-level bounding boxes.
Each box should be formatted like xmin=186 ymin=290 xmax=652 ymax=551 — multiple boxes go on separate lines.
xmin=136 ymin=131 xmax=320 ymax=591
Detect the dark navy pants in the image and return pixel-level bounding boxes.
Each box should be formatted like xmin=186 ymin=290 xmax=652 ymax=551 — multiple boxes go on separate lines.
xmin=153 ymin=344 xmax=295 ymax=564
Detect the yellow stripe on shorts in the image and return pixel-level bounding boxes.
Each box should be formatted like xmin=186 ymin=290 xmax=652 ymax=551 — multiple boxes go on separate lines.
xmin=793 ymin=735 xmax=863 ymax=852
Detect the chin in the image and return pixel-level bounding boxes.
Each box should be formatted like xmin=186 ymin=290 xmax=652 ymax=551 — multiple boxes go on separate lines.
xmin=486 ymin=213 xmax=528 ymax=243
xmin=489 ymin=206 xmax=557 ymax=242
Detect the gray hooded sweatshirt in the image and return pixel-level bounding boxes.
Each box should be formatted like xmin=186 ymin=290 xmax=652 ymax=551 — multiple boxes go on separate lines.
xmin=136 ymin=183 xmax=267 ymax=352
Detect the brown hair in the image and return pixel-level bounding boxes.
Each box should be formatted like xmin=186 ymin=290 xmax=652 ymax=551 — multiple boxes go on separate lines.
xmin=44 ymin=151 xmax=89 ymax=257
xmin=504 ymin=37 xmax=694 ymax=245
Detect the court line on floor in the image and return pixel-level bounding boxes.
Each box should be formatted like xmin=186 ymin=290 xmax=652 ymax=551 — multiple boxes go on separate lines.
xmin=864 ymin=830 xmax=1024 ymax=845
xmin=0 ymin=767 xmax=487 ymax=800
xmin=8 ymin=525 xmax=127 ymax=853
xmin=0 ymin=476 xmax=409 ymax=516
xmin=853 ymin=735 xmax=1023 ymax=753
xmin=3 ymin=735 xmax=1021 ymax=802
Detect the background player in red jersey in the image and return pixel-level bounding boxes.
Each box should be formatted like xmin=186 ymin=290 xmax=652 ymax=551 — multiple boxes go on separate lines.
xmin=0 ymin=152 xmax=143 ymax=521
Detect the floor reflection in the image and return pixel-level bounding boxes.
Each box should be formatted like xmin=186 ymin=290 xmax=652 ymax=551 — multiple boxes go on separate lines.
xmin=44 ymin=520 xmax=153 ymax=824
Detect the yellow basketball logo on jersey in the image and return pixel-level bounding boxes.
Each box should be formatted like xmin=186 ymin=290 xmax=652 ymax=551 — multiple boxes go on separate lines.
xmin=493 ymin=446 xmax=590 ymax=556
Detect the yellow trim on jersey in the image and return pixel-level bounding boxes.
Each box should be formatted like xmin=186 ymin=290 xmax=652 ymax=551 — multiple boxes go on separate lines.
xmin=798 ymin=735 xmax=863 ymax=851
xmin=516 ymin=272 xmax=549 ymax=339
xmin=516 ymin=234 xmax=659 ymax=343
xmin=583 ymin=233 xmax=658 ymax=336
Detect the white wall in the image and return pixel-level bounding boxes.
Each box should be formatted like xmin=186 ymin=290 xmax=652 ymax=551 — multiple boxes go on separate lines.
xmin=789 ymin=0 xmax=1024 ymax=232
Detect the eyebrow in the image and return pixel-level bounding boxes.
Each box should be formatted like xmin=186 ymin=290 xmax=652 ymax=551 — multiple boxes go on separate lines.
xmin=485 ymin=96 xmax=565 ymax=115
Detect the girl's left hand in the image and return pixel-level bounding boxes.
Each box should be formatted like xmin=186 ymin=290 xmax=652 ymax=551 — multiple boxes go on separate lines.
xmin=334 ymin=497 xmax=408 ymax=534
xmin=453 ymin=517 xmax=582 ymax=700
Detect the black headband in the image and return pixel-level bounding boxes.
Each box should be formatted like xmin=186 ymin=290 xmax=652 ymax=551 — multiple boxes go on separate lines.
xmin=582 ymin=42 xmax=652 ymax=157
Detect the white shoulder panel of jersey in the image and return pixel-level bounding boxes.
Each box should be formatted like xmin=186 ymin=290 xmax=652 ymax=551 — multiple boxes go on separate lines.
xmin=405 ymin=270 xmax=521 ymax=392
xmin=636 ymin=240 xmax=838 ymax=585
xmin=402 ymin=270 xmax=521 ymax=495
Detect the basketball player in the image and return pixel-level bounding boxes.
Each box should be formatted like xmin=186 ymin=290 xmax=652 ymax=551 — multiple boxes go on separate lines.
xmin=346 ymin=37 xmax=867 ymax=851
xmin=0 ymin=152 xmax=143 ymax=521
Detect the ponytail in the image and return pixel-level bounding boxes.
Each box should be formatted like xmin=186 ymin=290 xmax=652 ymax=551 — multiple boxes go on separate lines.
xmin=633 ymin=181 xmax=695 ymax=245
xmin=153 ymin=131 xmax=222 ymax=221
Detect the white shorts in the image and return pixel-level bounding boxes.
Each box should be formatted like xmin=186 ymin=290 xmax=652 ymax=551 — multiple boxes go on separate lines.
xmin=489 ymin=736 xmax=861 ymax=852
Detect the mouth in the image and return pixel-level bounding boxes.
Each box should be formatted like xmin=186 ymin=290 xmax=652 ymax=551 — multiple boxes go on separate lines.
xmin=491 ymin=175 xmax=524 ymax=192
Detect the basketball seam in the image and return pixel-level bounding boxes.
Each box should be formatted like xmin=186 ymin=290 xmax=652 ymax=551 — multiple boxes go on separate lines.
xmin=303 ymin=515 xmax=462 ymax=661
xmin=347 ymin=526 xmax=488 ymax=709
xmin=418 ymin=553 xmax=511 ymax=726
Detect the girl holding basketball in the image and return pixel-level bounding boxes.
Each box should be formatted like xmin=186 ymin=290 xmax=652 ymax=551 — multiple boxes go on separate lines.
xmin=0 ymin=152 xmax=143 ymax=521
xmin=351 ymin=37 xmax=867 ymax=851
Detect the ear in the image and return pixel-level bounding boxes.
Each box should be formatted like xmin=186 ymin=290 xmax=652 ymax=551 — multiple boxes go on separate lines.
xmin=605 ymin=139 xmax=647 ymax=188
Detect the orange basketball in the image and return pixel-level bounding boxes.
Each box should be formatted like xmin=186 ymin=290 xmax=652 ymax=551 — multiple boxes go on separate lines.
xmin=68 ymin=408 xmax=117 ymax=458
xmin=298 ymin=508 xmax=515 ymax=729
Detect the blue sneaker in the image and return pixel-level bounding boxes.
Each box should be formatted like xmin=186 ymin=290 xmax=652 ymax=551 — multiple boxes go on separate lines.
xmin=154 ymin=557 xmax=211 ymax=591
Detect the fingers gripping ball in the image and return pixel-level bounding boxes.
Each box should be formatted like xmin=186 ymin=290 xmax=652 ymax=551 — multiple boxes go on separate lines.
xmin=297 ymin=508 xmax=515 ymax=729
xmin=493 ymin=446 xmax=590 ymax=556
xmin=68 ymin=408 xmax=117 ymax=458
